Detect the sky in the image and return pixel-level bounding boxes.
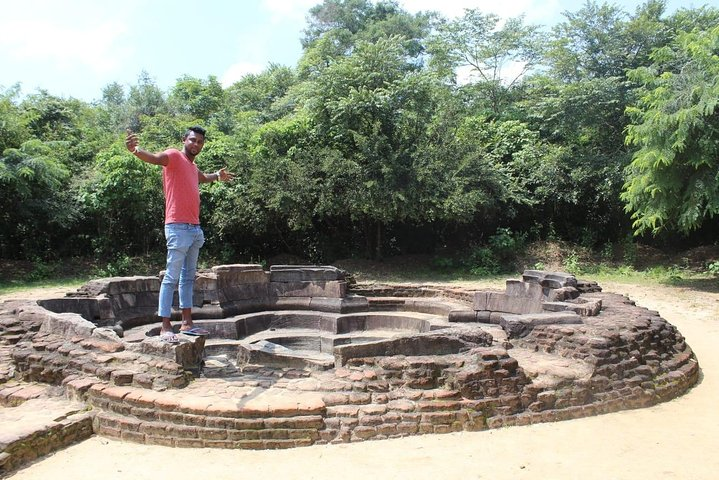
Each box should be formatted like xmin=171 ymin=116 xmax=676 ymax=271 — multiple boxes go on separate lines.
xmin=1 ymin=0 xmax=714 ymax=102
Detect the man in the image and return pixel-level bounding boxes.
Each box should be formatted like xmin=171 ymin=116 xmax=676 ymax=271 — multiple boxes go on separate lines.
xmin=125 ymin=126 xmax=233 ymax=343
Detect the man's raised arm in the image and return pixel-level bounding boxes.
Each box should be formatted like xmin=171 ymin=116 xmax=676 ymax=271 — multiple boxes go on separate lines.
xmin=125 ymin=130 xmax=169 ymax=166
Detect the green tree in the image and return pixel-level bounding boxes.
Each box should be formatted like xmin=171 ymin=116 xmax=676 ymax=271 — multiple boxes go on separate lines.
xmin=79 ymin=142 xmax=164 ymax=255
xmin=416 ymin=114 xmax=554 ymax=227
xmin=222 ymin=64 xmax=298 ymax=126
xmin=127 ymin=71 xmax=168 ymax=132
xmin=548 ymin=0 xmax=630 ymax=81
xmin=0 ymin=140 xmax=72 ymax=257
xmin=305 ymin=35 xmax=441 ymax=258
xmin=134 ymin=113 xmax=197 ymax=151
xmin=302 ymin=0 xmax=376 ymax=46
xmin=300 ymin=0 xmax=432 ymax=76
xmin=622 ymin=25 xmax=719 ymax=234
xmin=517 ymin=1 xmax=696 ymax=243
xmin=96 ymin=82 xmax=130 ymax=134
xmin=249 ymin=113 xmax=318 ymax=232
xmin=302 ymin=0 xmax=431 ymax=52
xmin=524 ymin=75 xmax=630 ymax=153
xmin=427 ymin=9 xmax=546 ymax=117
xmin=0 ymin=85 xmax=31 ymax=153
xmin=20 ymin=91 xmax=87 ymax=143
xmin=194 ymin=129 xmax=250 ymax=252
xmin=168 ymin=75 xmax=224 ymax=120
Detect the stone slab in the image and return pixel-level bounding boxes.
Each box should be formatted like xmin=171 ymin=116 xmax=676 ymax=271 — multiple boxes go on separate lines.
xmin=269 ymin=266 xmax=345 ymax=282
xmin=521 ymin=270 xmax=577 ymax=289
xmin=485 ymin=293 xmax=544 ymax=315
xmin=212 ymin=264 xmax=265 ymax=273
xmin=448 ymin=310 xmax=478 ymax=323
xmin=543 ymin=298 xmax=602 ymax=316
xmin=270 ymin=281 xmax=347 ymax=299
xmin=504 ymin=280 xmax=544 ymax=300
xmin=79 ymin=277 xmax=160 ymax=296
xmin=38 ymin=312 xmax=95 ymax=338
xmin=265 ymin=297 xmax=312 ymax=310
xmin=499 ymin=311 xmax=582 ymax=338
xmin=216 ymin=270 xmax=270 ymax=287
xmin=217 ymin=283 xmax=269 ymax=303
xmin=546 ymin=287 xmax=580 ymax=302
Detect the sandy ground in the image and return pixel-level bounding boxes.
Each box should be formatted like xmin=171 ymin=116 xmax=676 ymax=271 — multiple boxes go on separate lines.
xmin=5 ymin=280 xmax=719 ymax=480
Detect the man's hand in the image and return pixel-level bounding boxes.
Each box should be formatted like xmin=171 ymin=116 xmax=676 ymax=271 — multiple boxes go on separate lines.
xmin=218 ymin=167 xmax=235 ymax=182
xmin=124 ymin=129 xmax=168 ymax=166
xmin=125 ymin=129 xmax=139 ymax=153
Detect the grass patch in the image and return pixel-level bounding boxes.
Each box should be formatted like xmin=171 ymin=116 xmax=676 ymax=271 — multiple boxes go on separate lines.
xmin=0 ymin=255 xmax=161 ymax=297
xmin=0 ymin=276 xmax=89 ymax=296
xmin=561 ymin=263 xmax=717 ymax=292
xmin=334 ymin=255 xmax=508 ymax=284
xmin=1 ymin=244 xmax=716 ymax=297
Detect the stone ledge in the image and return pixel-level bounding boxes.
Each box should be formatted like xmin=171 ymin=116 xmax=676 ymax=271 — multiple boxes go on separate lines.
xmin=500 ymin=312 xmax=582 ymax=339
xmin=0 ymin=396 xmax=94 ymax=476
xmin=269 ymin=265 xmax=345 ymax=282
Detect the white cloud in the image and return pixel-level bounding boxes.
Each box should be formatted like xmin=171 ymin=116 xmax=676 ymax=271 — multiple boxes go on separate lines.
xmin=398 ymin=0 xmax=476 ymax=18
xmin=261 ymin=0 xmax=318 ymax=23
xmin=2 ymin=19 xmax=129 ymax=74
xmin=398 ymin=0 xmax=562 ymax=24
xmin=455 ymin=60 xmax=527 ymax=86
xmin=220 ymin=62 xmax=266 ymax=87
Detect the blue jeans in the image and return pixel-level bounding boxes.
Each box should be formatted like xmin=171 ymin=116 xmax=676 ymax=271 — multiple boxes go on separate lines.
xmin=158 ymin=223 xmax=205 ymax=318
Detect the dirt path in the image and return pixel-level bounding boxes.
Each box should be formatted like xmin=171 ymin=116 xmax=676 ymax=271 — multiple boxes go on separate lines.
xmin=7 ymin=281 xmax=719 ymax=480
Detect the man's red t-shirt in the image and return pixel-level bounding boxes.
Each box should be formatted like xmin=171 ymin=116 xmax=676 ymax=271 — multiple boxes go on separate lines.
xmin=162 ymin=149 xmax=200 ymax=225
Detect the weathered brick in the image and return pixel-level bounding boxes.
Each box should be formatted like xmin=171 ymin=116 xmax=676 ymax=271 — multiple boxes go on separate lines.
xmin=166 ymin=424 xmax=198 ymax=438
xmin=358 ymin=415 xmax=384 ymax=426
xmin=421 ymin=411 xmax=457 ymax=425
xmin=120 ymin=430 xmax=146 ymax=443
xmin=263 ymin=415 xmax=324 ymax=430
xmin=197 ymin=427 xmax=228 ymax=441
xmin=351 ymin=426 xmax=377 ymax=440
xmin=327 ymin=405 xmax=359 ymax=417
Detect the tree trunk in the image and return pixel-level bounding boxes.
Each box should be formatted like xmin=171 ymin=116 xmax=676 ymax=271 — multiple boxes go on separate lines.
xmin=375 ymin=221 xmax=383 ymax=261
xmin=364 ymin=218 xmax=373 ymax=259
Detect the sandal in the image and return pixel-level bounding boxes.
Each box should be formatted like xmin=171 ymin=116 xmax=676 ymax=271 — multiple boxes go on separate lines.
xmin=179 ymin=327 xmax=210 ymax=336
xmin=160 ymin=331 xmax=180 ymax=344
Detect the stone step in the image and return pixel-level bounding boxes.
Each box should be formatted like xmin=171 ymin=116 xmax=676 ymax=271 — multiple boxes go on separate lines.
xmin=0 ymin=369 xmax=13 ymax=384
xmin=0 ymin=381 xmax=60 ymax=406
xmin=509 ymin=347 xmax=594 ymax=389
xmin=0 ymin=335 xmax=22 ymax=344
xmin=366 ymin=297 xmax=468 ymax=316
xmin=0 ymin=394 xmax=94 ymax=475
xmin=1 ymin=326 xmax=28 ymax=335
xmin=94 ymin=410 xmax=321 ymax=449
xmin=11 ymin=338 xmax=189 ymax=390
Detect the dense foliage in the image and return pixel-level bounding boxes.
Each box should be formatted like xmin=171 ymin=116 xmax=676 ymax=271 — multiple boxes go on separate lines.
xmin=1 ymin=0 xmax=717 ymax=265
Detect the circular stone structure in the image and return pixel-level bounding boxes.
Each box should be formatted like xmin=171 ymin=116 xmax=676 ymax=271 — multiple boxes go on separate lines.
xmin=0 ymin=265 xmax=699 ymax=455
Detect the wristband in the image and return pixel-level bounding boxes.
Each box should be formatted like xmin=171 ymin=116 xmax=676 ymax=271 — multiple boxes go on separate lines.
xmin=215 ymin=170 xmax=221 ymax=181
xmin=133 ymin=146 xmax=139 ymax=154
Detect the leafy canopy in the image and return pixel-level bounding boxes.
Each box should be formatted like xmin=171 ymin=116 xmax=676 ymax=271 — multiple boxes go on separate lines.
xmin=623 ymin=25 xmax=719 ymax=234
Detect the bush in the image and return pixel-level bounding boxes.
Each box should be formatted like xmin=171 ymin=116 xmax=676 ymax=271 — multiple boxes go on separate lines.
xmin=94 ymin=254 xmax=133 ymax=277
xmin=462 ymin=228 xmax=527 ymax=275
xmin=706 ymin=261 xmax=719 ymax=277
xmin=431 ymin=256 xmax=456 ymax=271
xmin=28 ymin=257 xmax=58 ymax=281
xmin=563 ymin=251 xmax=582 ymax=275
xmin=467 ymin=247 xmax=501 ymax=276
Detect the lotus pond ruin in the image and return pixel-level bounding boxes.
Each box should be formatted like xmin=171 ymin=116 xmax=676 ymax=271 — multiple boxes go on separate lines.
xmin=0 ymin=264 xmax=699 ymax=473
